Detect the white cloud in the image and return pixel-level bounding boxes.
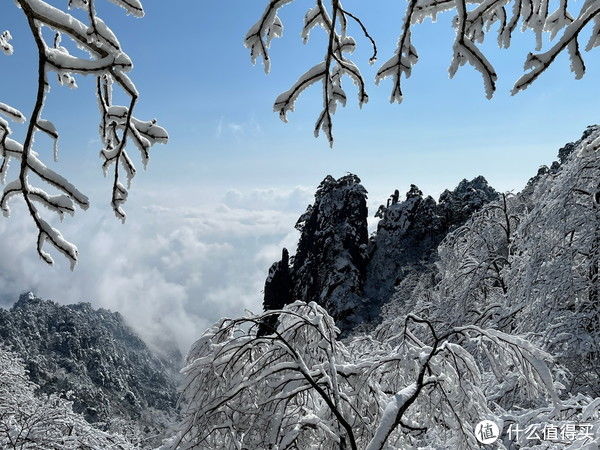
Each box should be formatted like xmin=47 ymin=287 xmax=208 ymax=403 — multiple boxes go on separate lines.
xmin=0 ymin=187 xmax=312 ymax=356
xmin=215 ymin=114 xmax=262 ymax=140
xmin=223 ymin=186 xmax=312 ymax=212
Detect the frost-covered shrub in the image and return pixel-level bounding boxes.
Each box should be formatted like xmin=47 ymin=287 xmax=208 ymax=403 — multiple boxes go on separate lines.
xmin=0 ymin=346 xmax=133 ymax=449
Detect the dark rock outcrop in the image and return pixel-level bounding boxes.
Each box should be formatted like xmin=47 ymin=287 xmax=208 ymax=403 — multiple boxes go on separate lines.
xmin=260 ymin=174 xmax=498 ymax=333
xmin=291 ymin=174 xmax=369 ymax=329
xmin=258 ymin=248 xmax=293 ymax=336
xmin=0 ymin=293 xmax=179 ymax=437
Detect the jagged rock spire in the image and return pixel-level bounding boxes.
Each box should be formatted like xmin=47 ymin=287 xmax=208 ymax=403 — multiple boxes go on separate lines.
xmin=258 ymin=248 xmax=293 ymax=336
xmin=292 ymin=174 xmax=369 ymax=330
xmin=260 ymin=174 xmax=499 ymax=333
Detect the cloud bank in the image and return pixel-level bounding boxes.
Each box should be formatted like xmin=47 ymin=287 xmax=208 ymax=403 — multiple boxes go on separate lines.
xmin=0 ymin=186 xmax=312 ymax=356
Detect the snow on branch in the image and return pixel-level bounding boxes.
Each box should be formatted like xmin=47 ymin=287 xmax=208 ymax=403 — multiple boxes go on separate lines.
xmin=1 ymin=0 xmax=168 ymax=267
xmin=248 ymin=0 xmax=369 ymax=147
xmin=250 ymin=0 xmax=600 ymax=144
xmin=172 ymin=303 xmax=591 ymax=449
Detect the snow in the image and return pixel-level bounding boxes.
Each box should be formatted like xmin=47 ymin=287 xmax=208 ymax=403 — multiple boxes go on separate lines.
xmin=172 ymin=126 xmax=600 ymax=449
xmin=0 ymin=30 xmax=13 ymax=55
xmin=244 ymin=0 xmax=293 ymax=73
xmin=46 ymin=47 xmax=132 ymax=73
xmin=248 ymin=2 xmax=370 ymax=144
xmin=513 ymin=1 xmax=600 ymax=93
xmin=106 ymin=0 xmax=145 ymax=18
xmin=36 ymin=119 xmax=59 ymax=161
xmin=274 ymin=62 xmax=326 ymax=122
xmin=366 ymin=383 xmax=417 ymax=450
xmin=0 ymin=102 xmax=26 ymax=123
xmin=246 ymin=0 xmax=600 ymax=144
xmin=2 ymin=0 xmax=167 ymax=266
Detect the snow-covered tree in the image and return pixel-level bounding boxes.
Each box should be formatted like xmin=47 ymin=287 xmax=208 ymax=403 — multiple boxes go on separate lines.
xmin=506 ymin=127 xmax=600 ymax=396
xmin=381 ymin=126 xmax=600 ymax=398
xmin=1 ymin=0 xmax=167 ymax=267
xmin=0 ymin=346 xmax=133 ymax=449
xmin=171 ymin=301 xmax=600 ymax=449
xmin=425 ymin=193 xmax=521 ymax=331
xmin=248 ymin=0 xmax=600 ymax=144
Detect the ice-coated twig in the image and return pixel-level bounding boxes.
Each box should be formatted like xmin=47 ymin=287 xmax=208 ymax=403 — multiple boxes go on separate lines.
xmin=250 ymin=0 xmax=600 ymax=144
xmin=1 ymin=0 xmax=168 ymax=266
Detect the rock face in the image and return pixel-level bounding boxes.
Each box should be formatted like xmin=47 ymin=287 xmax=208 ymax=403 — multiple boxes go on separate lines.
xmin=291 ymin=174 xmax=369 ymax=329
xmin=0 ymin=293 xmax=179 ymax=438
xmin=261 ymin=174 xmax=498 ymax=332
xmin=364 ymin=176 xmax=499 ymax=316
xmin=258 ymin=248 xmax=293 ymax=336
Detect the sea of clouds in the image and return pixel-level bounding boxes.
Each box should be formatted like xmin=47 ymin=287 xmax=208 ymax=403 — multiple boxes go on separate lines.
xmin=0 ymin=186 xmax=313 ymax=356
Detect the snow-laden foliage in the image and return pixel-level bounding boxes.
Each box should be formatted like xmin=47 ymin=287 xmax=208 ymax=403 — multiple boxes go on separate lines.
xmin=246 ymin=1 xmax=371 ymax=146
xmin=1 ymin=0 xmax=167 ymax=267
xmin=382 ymin=126 xmax=600 ymax=397
xmin=0 ymin=292 xmax=179 ymax=445
xmin=507 ymin=127 xmax=600 ymax=395
xmin=0 ymin=346 xmax=133 ymax=449
xmin=249 ymin=0 xmax=600 ymax=144
xmin=171 ymin=301 xmax=600 ymax=449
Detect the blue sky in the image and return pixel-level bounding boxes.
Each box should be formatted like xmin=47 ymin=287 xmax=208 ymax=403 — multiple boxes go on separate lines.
xmin=4 ymin=0 xmax=599 ymax=198
xmin=1 ymin=0 xmax=599 ymax=352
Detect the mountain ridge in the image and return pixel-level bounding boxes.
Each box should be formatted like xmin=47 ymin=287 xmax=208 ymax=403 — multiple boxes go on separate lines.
xmin=0 ymin=292 xmax=180 ymax=443
xmin=262 ymin=172 xmax=500 ymax=331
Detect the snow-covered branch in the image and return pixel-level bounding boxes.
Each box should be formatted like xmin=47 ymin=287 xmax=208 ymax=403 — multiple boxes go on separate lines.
xmin=250 ymin=0 xmax=600 ymax=144
xmin=247 ymin=0 xmax=369 ymax=146
xmin=173 ymin=302 xmax=589 ymax=449
xmin=1 ymin=0 xmax=167 ymax=267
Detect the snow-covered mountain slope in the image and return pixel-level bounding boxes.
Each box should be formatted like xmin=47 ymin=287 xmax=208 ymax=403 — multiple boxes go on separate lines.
xmin=0 ymin=293 xmax=180 ymax=443
xmin=377 ymin=125 xmax=600 ymax=396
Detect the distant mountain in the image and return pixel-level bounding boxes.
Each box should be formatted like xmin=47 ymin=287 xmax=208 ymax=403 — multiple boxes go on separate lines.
xmin=262 ymin=173 xmax=498 ymax=331
xmin=0 ymin=293 xmax=180 ymax=443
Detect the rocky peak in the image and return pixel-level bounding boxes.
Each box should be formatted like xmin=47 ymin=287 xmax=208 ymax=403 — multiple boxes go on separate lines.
xmin=406 ymin=184 xmax=423 ymax=199
xmin=527 ymin=125 xmax=600 ymax=189
xmin=14 ymin=291 xmax=48 ymax=309
xmin=261 ymin=174 xmax=498 ymax=334
xmin=291 ymin=174 xmax=369 ymax=329
xmin=438 ymin=175 xmax=499 ymax=227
